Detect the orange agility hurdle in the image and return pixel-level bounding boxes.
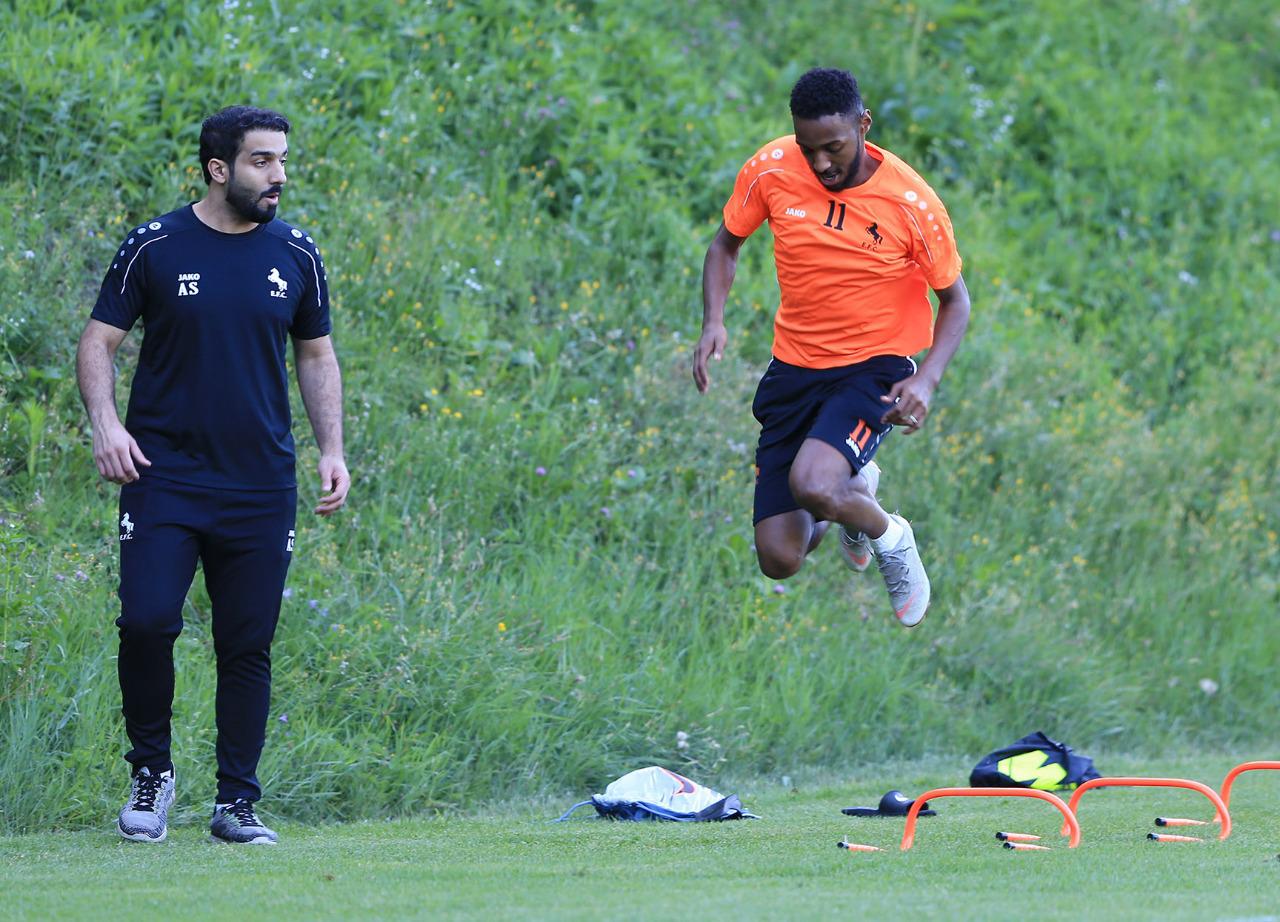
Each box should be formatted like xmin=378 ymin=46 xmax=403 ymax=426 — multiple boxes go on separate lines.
xmin=1218 ymin=761 xmax=1280 ymax=818
xmin=1064 ymin=777 xmax=1231 ymax=841
xmin=901 ymin=788 xmax=1080 ymax=850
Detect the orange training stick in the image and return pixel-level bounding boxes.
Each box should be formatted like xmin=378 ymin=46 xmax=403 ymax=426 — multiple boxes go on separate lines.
xmin=995 ymin=832 xmax=1042 ymax=842
xmin=1148 ymin=833 xmax=1202 ymax=843
xmin=1155 ymin=817 xmax=1209 ymax=827
xmin=838 ymin=841 xmax=882 ymax=852
xmin=1003 ymin=842 xmax=1051 ymax=851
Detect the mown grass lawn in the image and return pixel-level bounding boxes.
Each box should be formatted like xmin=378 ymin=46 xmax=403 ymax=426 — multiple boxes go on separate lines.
xmin=4 ymin=755 xmax=1276 ymax=921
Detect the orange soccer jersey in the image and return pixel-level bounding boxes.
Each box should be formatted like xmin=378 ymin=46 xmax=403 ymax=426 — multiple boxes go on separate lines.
xmin=723 ymin=138 xmax=962 ymax=369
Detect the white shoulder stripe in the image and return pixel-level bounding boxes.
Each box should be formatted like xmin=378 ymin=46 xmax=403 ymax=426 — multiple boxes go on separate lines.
xmin=119 ymin=235 xmax=170 ymax=294
xmin=286 ymin=240 xmax=323 ymax=309
xmin=899 ymin=205 xmax=933 ymax=264
xmin=741 ymin=168 xmax=784 ymax=208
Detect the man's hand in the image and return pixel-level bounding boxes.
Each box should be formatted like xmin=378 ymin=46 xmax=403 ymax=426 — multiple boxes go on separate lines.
xmin=92 ymin=419 xmax=151 ymax=483
xmin=692 ymin=322 xmax=727 ymax=393
xmin=314 ymin=454 xmax=350 ymax=516
xmin=880 ymin=372 xmax=936 ymax=435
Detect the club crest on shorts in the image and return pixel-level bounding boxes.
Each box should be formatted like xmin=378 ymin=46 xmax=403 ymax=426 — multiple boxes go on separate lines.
xmin=119 ymin=512 xmax=135 ymax=541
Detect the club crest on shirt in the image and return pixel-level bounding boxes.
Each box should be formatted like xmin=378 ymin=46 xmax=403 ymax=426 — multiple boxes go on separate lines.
xmin=858 ymin=221 xmax=884 ymax=251
xmin=267 ymin=267 xmax=288 ymax=298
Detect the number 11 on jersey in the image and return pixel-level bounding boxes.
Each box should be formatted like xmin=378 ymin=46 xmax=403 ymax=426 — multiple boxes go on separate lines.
xmin=823 ymin=200 xmax=847 ymax=231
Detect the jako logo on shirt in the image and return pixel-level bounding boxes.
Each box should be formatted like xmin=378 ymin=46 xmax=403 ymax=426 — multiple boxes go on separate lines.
xmin=784 ymin=206 xmax=807 ymax=218
xmin=119 ymin=513 xmax=135 ymax=541
xmin=177 ymin=272 xmax=200 ymax=296
xmin=268 ymin=267 xmax=288 ymax=298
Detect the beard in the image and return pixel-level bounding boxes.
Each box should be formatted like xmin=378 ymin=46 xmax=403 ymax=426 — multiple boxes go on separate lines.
xmin=225 ymin=172 xmax=281 ymax=224
xmin=830 ymin=145 xmax=864 ymax=190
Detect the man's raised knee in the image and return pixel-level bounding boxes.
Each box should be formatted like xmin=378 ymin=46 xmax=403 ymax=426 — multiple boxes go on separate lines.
xmin=758 ymin=550 xmax=803 ymax=580
xmin=789 ymin=478 xmax=838 ymax=522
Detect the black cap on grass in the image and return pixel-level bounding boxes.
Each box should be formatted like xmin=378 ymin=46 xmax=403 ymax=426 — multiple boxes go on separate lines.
xmin=842 ymin=790 xmax=936 ymax=817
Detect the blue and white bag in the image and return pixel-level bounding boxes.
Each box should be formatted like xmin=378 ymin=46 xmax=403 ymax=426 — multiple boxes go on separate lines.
xmin=556 ymin=766 xmax=758 ymax=822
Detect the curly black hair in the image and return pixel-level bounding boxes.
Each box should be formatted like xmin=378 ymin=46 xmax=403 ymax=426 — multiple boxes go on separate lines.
xmin=198 ymin=106 xmax=291 ymax=184
xmin=789 ymin=68 xmax=864 ymax=120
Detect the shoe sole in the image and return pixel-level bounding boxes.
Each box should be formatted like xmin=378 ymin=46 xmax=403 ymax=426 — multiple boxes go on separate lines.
xmin=209 ymin=834 xmax=277 ymax=845
xmin=118 ymin=824 xmax=167 ymax=843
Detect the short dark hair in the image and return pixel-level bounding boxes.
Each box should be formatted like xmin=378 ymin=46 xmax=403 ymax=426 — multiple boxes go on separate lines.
xmin=198 ymin=105 xmax=290 ymax=184
xmin=789 ymin=68 xmax=864 ymax=121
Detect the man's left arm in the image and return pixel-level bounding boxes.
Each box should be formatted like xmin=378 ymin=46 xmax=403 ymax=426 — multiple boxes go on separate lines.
xmin=293 ymin=334 xmax=350 ymax=515
xmin=881 ymin=274 xmax=971 ymax=434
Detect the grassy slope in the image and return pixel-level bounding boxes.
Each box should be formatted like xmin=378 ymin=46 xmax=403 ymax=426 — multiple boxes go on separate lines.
xmin=1 ymin=0 xmax=1278 ymax=830
xmin=1 ymin=756 xmax=1277 ymax=921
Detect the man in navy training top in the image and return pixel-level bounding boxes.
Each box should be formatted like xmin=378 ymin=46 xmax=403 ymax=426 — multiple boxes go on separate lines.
xmin=77 ymin=105 xmax=350 ymax=845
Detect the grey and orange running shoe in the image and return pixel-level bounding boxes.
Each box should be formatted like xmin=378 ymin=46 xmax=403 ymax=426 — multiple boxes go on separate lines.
xmin=874 ymin=514 xmax=931 ymax=628
xmin=838 ymin=460 xmax=881 ymax=572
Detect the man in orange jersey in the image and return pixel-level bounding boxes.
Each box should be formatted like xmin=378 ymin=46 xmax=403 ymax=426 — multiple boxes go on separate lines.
xmin=692 ymin=67 xmax=971 ymax=627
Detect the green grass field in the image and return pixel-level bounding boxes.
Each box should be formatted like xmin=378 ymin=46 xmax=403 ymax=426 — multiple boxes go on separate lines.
xmin=3 ymin=756 xmax=1276 ymax=921
xmin=2 ymin=2 xmax=1279 ymax=914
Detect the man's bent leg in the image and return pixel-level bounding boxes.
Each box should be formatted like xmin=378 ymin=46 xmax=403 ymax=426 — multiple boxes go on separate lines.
xmin=117 ymin=479 xmax=202 ymax=775
xmin=203 ymin=489 xmax=296 ymax=804
xmin=788 ymin=438 xmax=887 ymax=536
xmin=755 ymin=509 xmax=822 ymax=579
xmin=789 ymin=438 xmax=930 ymax=627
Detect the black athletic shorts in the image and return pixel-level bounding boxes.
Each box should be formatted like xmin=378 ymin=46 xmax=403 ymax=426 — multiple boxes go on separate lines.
xmin=751 ymin=354 xmax=916 ymax=524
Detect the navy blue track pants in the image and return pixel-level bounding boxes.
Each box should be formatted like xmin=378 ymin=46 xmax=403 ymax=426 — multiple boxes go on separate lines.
xmin=116 ymin=476 xmax=296 ymax=803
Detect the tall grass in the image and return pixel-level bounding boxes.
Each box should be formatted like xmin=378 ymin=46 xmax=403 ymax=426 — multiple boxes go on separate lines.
xmin=1 ymin=0 xmax=1277 ymax=830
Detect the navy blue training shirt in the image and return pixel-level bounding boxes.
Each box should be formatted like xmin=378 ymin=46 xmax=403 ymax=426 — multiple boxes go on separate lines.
xmin=92 ymin=205 xmax=331 ymax=490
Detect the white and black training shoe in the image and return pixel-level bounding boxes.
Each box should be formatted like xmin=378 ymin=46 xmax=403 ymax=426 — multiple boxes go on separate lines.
xmin=117 ymin=766 xmax=176 ymax=843
xmin=210 ymin=799 xmax=278 ymax=844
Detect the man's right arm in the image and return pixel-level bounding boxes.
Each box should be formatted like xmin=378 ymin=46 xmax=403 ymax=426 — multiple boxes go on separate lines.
xmin=692 ymin=222 xmax=746 ymax=393
xmin=76 ymin=319 xmax=150 ymax=483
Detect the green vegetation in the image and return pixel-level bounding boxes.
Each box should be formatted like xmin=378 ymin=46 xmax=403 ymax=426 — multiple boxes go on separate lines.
xmin=2 ymin=0 xmax=1278 ymax=835
xmin=2 ymin=756 xmax=1278 ymax=920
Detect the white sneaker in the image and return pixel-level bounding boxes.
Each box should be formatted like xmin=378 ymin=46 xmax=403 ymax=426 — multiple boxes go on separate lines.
xmin=117 ymin=767 xmax=176 ymax=843
xmin=838 ymin=461 xmax=881 ymax=572
xmin=210 ymin=799 xmax=279 ymax=844
xmin=874 ymin=514 xmax=930 ymax=627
